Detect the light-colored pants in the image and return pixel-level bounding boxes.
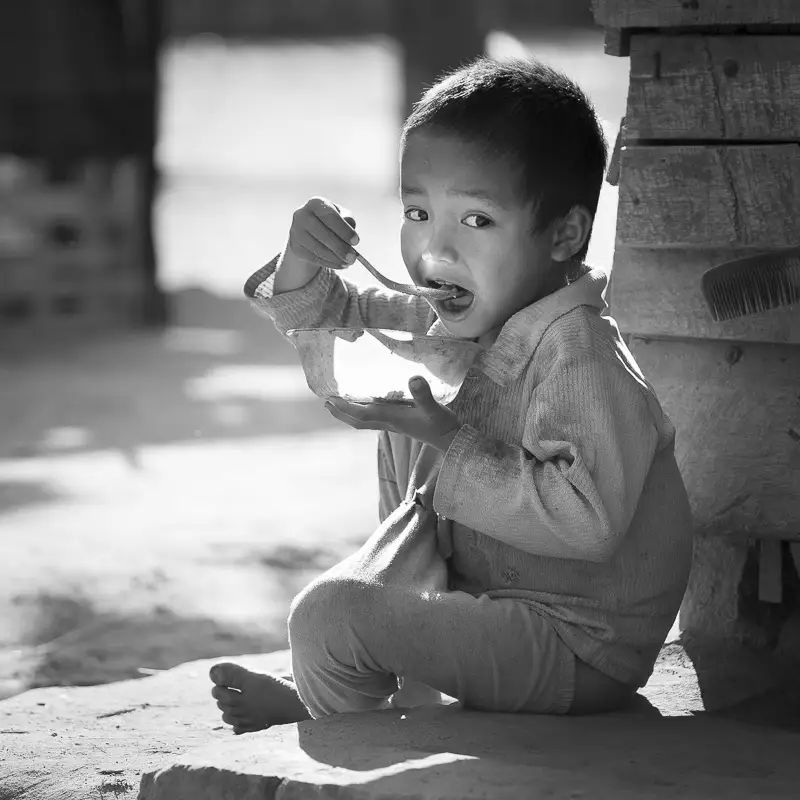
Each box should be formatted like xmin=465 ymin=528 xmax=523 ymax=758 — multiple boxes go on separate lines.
xmin=287 ymin=453 xmax=576 ymax=718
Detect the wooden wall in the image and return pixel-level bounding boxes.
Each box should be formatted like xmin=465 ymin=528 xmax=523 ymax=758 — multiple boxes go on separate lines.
xmin=592 ymin=0 xmax=800 ymax=638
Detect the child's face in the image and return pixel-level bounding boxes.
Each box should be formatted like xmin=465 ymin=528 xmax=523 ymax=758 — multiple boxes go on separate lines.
xmin=400 ymin=130 xmax=560 ymax=342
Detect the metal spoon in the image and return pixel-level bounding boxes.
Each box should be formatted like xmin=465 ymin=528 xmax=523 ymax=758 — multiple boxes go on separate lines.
xmin=353 ymin=249 xmax=461 ymax=302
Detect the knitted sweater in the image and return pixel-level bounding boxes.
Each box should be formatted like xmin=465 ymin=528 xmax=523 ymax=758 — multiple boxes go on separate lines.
xmin=245 ymin=256 xmax=694 ymax=687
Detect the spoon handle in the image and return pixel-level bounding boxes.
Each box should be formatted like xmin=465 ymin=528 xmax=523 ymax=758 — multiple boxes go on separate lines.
xmin=353 ymin=250 xmax=456 ymax=301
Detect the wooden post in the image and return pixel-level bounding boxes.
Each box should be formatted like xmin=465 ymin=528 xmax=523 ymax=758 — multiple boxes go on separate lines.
xmin=391 ymin=0 xmax=492 ymax=120
xmin=592 ymin=0 xmax=800 ymax=642
xmin=122 ymin=0 xmax=166 ymax=326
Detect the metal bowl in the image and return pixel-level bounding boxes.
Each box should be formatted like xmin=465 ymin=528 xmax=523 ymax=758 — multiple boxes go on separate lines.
xmin=285 ymin=327 xmax=483 ymax=405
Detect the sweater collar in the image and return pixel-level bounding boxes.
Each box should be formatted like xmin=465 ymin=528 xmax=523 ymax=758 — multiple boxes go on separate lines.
xmin=426 ymin=267 xmax=609 ymax=387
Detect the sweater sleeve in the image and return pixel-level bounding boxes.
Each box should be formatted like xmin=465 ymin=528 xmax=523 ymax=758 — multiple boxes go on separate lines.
xmin=433 ymin=355 xmax=660 ymax=562
xmin=244 ymin=254 xmax=436 ymax=336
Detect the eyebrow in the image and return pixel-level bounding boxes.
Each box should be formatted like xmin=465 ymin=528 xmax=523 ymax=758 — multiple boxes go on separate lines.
xmin=400 ymin=185 xmax=507 ymax=210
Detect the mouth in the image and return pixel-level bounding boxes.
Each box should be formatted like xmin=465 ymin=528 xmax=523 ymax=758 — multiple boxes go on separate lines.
xmin=426 ymin=278 xmax=475 ymax=318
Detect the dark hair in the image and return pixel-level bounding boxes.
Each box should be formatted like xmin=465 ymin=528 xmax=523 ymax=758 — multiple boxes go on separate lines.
xmin=401 ymin=57 xmax=608 ymax=264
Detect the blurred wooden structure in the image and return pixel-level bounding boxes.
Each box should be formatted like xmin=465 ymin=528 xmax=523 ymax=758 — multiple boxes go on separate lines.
xmin=593 ymin=0 xmax=800 ymax=644
xmin=392 ymin=0 xmax=490 ymax=118
xmin=165 ymin=0 xmax=595 ymax=40
xmin=166 ymin=0 xmax=594 ymax=120
xmin=0 ymin=0 xmax=163 ymax=337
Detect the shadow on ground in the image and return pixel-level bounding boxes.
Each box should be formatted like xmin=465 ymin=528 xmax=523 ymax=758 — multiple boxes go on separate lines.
xmin=287 ymin=705 xmax=798 ymax=800
xmin=0 ymin=287 xmax=339 ymax=465
xmin=680 ymin=635 xmax=800 ymax=733
xmin=0 ymin=589 xmax=280 ymax=698
xmin=0 ymin=479 xmax=64 ymax=514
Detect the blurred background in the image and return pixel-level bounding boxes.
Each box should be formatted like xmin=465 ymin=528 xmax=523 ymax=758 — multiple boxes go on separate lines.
xmin=0 ymin=0 xmax=628 ymax=699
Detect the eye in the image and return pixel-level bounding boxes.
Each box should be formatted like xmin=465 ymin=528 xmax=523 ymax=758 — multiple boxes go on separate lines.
xmin=404 ymin=207 xmax=428 ymax=222
xmin=463 ymin=213 xmax=493 ymax=229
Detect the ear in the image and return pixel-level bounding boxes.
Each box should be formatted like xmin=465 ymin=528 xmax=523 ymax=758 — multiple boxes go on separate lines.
xmin=550 ymin=205 xmax=594 ymax=263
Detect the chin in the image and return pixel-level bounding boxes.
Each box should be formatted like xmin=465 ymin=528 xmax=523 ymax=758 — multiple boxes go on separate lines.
xmin=436 ymin=317 xmax=489 ymax=341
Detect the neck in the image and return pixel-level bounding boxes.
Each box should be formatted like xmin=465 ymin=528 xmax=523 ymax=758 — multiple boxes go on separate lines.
xmin=477 ymin=266 xmax=576 ymax=350
xmin=477 ymin=326 xmax=501 ymax=349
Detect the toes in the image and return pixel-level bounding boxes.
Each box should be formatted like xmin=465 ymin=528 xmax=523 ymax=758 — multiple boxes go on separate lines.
xmin=233 ymin=724 xmax=264 ymax=736
xmin=233 ymin=718 xmax=268 ymax=735
xmin=210 ymin=661 xmax=251 ymax=690
xmin=222 ymin=710 xmax=263 ymax=732
xmin=221 ymin=710 xmax=244 ymax=726
xmin=211 ymin=686 xmax=242 ymax=704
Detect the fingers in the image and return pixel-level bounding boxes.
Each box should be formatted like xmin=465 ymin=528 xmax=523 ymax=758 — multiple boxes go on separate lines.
xmin=408 ymin=376 xmax=432 ymax=403
xmin=289 ymin=197 xmax=360 ymax=270
xmin=292 ymin=240 xmax=343 ymax=268
xmin=306 ymin=214 xmax=358 ymax=266
xmin=324 ymin=398 xmax=371 ymax=430
xmin=326 ymin=201 xmax=358 ymax=236
xmin=324 ymin=397 xmax=403 ymax=433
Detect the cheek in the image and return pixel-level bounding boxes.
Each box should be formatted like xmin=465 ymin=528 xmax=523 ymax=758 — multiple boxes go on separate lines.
xmin=463 ymin=234 xmax=510 ymax=283
xmin=400 ymin=224 xmax=422 ymax=270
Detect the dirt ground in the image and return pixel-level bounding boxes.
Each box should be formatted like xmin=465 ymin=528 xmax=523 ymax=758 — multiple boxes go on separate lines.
xmin=1 ymin=32 xmax=797 ymax=739
xmin=2 ymin=650 xmax=797 ymax=800
xmin=0 ymin=289 xmax=380 ymax=699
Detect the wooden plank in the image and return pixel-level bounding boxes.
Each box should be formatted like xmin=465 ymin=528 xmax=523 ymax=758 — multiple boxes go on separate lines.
xmin=758 ymin=539 xmax=783 ymax=602
xmin=626 ymin=35 xmax=800 ymax=140
xmin=617 ymin=144 xmax=800 ymax=247
xmin=605 ymin=118 xmax=625 ymax=185
xmin=791 ymin=542 xmax=800 ymax=573
xmin=609 ymin=246 xmax=800 ymax=343
xmin=392 ymin=0 xmax=487 ymax=119
xmin=592 ymin=0 xmax=800 ymax=28
xmin=628 ymin=335 xmax=800 ymax=541
xmin=604 ymin=28 xmax=631 ymax=57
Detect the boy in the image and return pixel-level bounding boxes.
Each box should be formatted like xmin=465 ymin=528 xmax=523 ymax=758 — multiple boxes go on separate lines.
xmin=210 ymin=57 xmax=694 ymax=733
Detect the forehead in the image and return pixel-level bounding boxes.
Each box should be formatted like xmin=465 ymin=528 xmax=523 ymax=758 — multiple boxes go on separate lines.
xmin=401 ymin=130 xmax=523 ymax=205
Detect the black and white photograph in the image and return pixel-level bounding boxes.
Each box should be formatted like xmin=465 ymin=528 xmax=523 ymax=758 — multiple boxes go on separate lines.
xmin=1 ymin=1 xmax=799 ymax=798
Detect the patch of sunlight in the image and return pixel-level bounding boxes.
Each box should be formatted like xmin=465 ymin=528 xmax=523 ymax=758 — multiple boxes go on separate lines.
xmin=351 ymin=751 xmax=479 ymax=783
xmin=486 ymin=30 xmax=530 ymax=61
xmin=163 ymin=326 xmax=244 ymax=356
xmin=39 ymin=427 xmax=92 ymax=451
xmin=666 ymin=613 xmax=681 ymax=643
xmin=210 ymin=401 xmax=249 ymax=428
xmin=184 ymin=364 xmax=314 ymax=402
xmin=158 ymin=37 xmax=401 ymax=185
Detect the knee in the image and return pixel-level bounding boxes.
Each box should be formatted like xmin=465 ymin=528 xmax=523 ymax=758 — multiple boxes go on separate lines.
xmin=288 ymin=574 xmax=375 ymax=649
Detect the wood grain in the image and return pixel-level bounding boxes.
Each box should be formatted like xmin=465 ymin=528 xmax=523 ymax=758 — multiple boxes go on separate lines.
xmin=758 ymin=539 xmax=783 ymax=602
xmin=604 ymin=27 xmax=631 ymax=57
xmin=626 ymin=35 xmax=800 ymax=140
xmin=617 ymin=145 xmax=800 ymax=247
xmin=609 ymin=247 xmax=800 ymax=343
xmin=592 ymin=0 xmax=800 ymax=28
xmin=628 ymin=335 xmax=800 ymax=541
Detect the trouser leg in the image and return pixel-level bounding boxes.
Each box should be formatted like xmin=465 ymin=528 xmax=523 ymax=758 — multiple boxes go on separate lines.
xmin=288 ymin=496 xmax=574 ymax=718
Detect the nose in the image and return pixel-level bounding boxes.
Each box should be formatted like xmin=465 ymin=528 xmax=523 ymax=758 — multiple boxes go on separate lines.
xmin=421 ymin=224 xmax=457 ymax=268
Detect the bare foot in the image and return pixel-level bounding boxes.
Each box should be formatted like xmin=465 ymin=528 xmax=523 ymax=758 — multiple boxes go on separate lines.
xmin=210 ymin=662 xmax=311 ymax=734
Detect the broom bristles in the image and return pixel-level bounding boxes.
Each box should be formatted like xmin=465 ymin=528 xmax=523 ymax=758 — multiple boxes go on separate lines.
xmin=701 ymin=250 xmax=800 ymax=321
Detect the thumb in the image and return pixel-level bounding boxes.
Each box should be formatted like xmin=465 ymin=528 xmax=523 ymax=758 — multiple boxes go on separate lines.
xmin=409 ymin=376 xmax=438 ymax=411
